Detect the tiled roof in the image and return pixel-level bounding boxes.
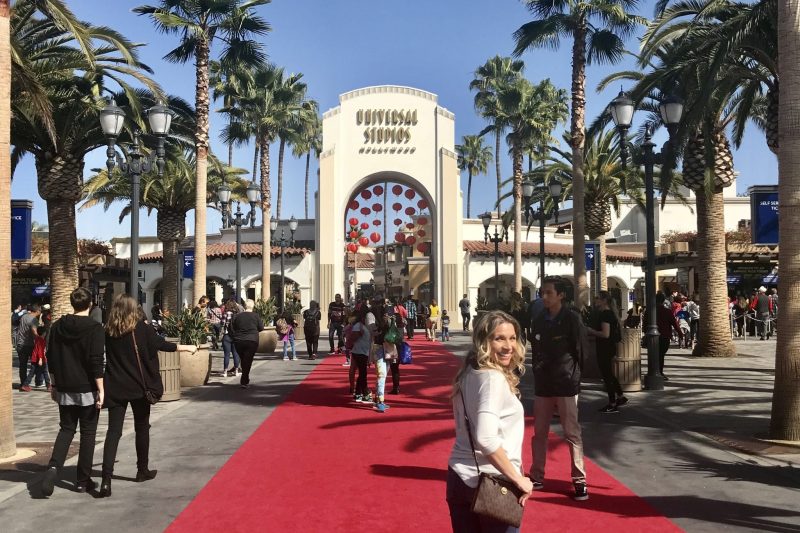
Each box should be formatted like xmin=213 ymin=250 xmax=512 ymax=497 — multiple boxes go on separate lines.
xmin=139 ymin=242 xmax=310 ymax=263
xmin=463 ymin=241 xmax=643 ymax=261
xmin=346 ymin=253 xmax=375 ymax=269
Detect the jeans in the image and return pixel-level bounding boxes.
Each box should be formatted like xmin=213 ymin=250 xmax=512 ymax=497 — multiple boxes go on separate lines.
xmin=441 ymin=327 xmax=450 ymax=341
xmin=446 ymin=468 xmax=521 ymax=533
xmin=353 ymin=353 xmax=369 ymax=396
xmin=462 ymin=313 xmax=470 ymax=331
xmin=24 ymin=360 xmax=50 ymax=386
xmin=329 ymin=322 xmax=343 ymax=352
xmin=50 ymin=404 xmax=98 ymax=483
xmin=234 ymin=340 xmax=259 ymax=386
xmin=531 ymin=395 xmax=585 ymax=484
xmin=690 ymin=318 xmax=700 ymax=344
xmin=596 ymin=351 xmax=623 ymax=404
xmin=375 ymin=358 xmax=387 ymax=401
xmin=222 ymin=333 xmax=240 ymax=370
xmin=282 ymin=334 xmax=296 ymax=360
xmin=102 ymin=397 xmax=151 ymax=476
xmin=17 ymin=345 xmax=33 ymax=385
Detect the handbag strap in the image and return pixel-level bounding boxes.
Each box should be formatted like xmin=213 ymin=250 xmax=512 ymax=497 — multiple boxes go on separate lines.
xmin=458 ymin=384 xmax=482 ymax=475
xmin=131 ymin=331 xmax=148 ymax=392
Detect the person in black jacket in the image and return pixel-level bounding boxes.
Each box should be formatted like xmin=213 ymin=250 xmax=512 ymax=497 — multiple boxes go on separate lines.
xmin=99 ymin=295 xmax=197 ymax=498
xmin=303 ymin=301 xmax=322 ymax=360
xmin=528 ymin=276 xmax=588 ymax=502
xmin=230 ymin=299 xmax=265 ymax=389
xmin=40 ymin=287 xmax=105 ymax=497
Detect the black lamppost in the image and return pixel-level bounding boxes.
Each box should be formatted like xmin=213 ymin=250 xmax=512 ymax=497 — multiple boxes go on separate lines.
xmin=217 ymin=181 xmax=260 ymax=303
xmin=270 ymin=216 xmax=298 ymax=313
xmin=609 ymin=89 xmax=683 ymax=391
xmin=480 ymin=212 xmax=508 ymax=303
xmin=100 ymin=100 xmax=174 ymax=299
xmin=522 ymin=178 xmax=563 ymax=286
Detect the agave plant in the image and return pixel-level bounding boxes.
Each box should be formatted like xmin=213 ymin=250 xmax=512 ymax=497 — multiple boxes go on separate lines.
xmin=162 ymin=307 xmax=208 ymax=346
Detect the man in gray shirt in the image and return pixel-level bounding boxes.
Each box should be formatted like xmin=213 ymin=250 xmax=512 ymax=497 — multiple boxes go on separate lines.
xmin=458 ymin=294 xmax=471 ymax=332
xmin=16 ymin=304 xmax=42 ymax=386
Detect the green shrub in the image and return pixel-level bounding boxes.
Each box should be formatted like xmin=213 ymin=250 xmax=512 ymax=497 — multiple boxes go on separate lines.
xmin=254 ymin=297 xmax=278 ymax=326
xmin=162 ymin=308 xmax=208 ymax=346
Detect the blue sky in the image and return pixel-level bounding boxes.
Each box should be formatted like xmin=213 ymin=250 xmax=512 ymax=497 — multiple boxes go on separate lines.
xmin=12 ymin=0 xmax=777 ymax=241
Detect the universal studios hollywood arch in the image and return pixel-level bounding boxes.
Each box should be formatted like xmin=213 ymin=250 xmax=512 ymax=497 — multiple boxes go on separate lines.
xmin=315 ymin=86 xmax=464 ymax=320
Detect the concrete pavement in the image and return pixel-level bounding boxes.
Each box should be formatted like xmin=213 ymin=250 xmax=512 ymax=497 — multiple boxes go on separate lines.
xmin=1 ymin=334 xmax=799 ymax=532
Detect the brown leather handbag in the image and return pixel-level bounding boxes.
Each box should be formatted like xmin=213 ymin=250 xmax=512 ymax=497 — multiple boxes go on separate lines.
xmin=133 ymin=333 xmax=161 ymax=405
xmin=460 ymin=391 xmax=525 ymax=527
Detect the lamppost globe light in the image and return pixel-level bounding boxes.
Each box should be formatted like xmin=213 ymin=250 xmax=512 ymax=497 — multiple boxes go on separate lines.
xmin=522 ymin=181 xmax=535 ymax=202
xmin=100 ymin=99 xmax=125 ymax=137
xmin=217 ymin=183 xmax=232 ymax=204
xmin=658 ymin=94 xmax=684 ymax=127
xmin=146 ymin=103 xmax=174 ymax=135
xmin=288 ymin=215 xmax=299 ymax=232
xmin=480 ymin=212 xmax=492 ymax=232
xmin=270 ymin=217 xmax=278 ymax=232
xmin=246 ymin=181 xmax=260 ymax=204
xmin=609 ymin=90 xmax=635 ymax=129
xmin=549 ymin=179 xmax=563 ymax=201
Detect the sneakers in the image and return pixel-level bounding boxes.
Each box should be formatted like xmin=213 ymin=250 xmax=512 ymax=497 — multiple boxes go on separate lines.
xmin=221 ymin=370 xmax=228 ymax=378
xmin=342 ymin=361 xmax=351 ymax=367
xmin=20 ymin=385 xmax=31 ymax=392
xmin=373 ymin=402 xmax=390 ymax=413
xmin=240 ymin=383 xmax=249 ymax=389
xmin=615 ymin=396 xmax=629 ymax=406
xmin=531 ymin=479 xmax=544 ymax=491
xmin=283 ymin=356 xmax=289 ymax=361
xmin=41 ymin=466 xmax=57 ymax=497
xmin=389 ymin=388 xmax=399 ymax=395
xmin=599 ymin=404 xmax=619 ymax=413
xmin=290 ymin=357 xmax=297 ymax=361
xmin=573 ymin=483 xmax=589 ymax=501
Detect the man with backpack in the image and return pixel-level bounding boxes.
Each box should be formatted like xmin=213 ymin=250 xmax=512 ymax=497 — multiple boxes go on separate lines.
xmin=327 ymin=294 xmax=346 ymax=355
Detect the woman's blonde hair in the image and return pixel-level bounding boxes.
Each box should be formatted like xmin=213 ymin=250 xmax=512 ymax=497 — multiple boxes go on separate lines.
xmin=105 ymin=294 xmax=140 ymax=338
xmin=452 ymin=310 xmax=526 ymax=398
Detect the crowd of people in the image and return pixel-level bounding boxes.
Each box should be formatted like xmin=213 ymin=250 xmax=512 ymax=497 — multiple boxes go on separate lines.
xmin=730 ymin=286 xmax=778 ymax=340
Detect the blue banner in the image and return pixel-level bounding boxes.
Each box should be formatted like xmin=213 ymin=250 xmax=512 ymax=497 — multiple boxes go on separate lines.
xmin=750 ymin=188 xmax=779 ymax=245
xmin=584 ymin=243 xmax=597 ymax=271
xmin=11 ymin=200 xmax=33 ymax=261
xmin=182 ymin=250 xmax=195 ymax=279
xmin=726 ymin=274 xmax=743 ymax=285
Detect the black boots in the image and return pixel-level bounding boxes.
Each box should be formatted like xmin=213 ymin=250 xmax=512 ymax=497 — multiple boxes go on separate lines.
xmin=135 ymin=468 xmax=158 ymax=482
xmin=99 ymin=476 xmax=112 ymax=497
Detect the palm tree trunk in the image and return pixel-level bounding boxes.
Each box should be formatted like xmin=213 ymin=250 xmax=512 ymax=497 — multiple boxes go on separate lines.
xmin=304 ymin=151 xmax=310 ymax=219
xmin=252 ymin=141 xmax=259 ymax=182
xmin=259 ymin=135 xmax=272 ymax=300
xmin=0 ymin=0 xmax=16 ymax=460
xmin=162 ymin=239 xmax=179 ymax=314
xmin=495 ymin=129 xmax=502 ymax=215
xmin=47 ymin=199 xmax=79 ymax=321
xmin=276 ymin=136 xmax=286 ymax=219
xmin=228 ymin=141 xmax=233 ymax=168
xmin=770 ymin=0 xmax=800 ymax=440
xmin=598 ymin=234 xmax=607 ymax=291
xmin=513 ymin=147 xmax=523 ymax=292
xmin=693 ymin=189 xmax=736 ymax=359
xmin=193 ymin=38 xmax=211 ymax=305
xmin=570 ymin=18 xmax=589 ymax=308
xmin=467 ymin=169 xmax=473 ymax=219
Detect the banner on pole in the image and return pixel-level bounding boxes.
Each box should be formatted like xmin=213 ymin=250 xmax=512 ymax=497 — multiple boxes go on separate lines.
xmin=749 ymin=185 xmax=778 ymax=246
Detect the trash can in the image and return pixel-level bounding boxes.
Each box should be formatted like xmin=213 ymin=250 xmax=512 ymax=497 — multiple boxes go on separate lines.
xmin=158 ymin=348 xmax=181 ymax=401
xmin=614 ymin=328 xmax=642 ymax=392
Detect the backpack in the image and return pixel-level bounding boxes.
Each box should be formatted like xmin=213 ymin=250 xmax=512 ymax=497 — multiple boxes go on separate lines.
xmin=304 ymin=309 xmax=320 ymax=329
xmin=276 ymin=317 xmax=289 ymax=336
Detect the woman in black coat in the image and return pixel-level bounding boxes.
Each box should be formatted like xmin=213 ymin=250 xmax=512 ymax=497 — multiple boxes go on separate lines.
xmin=303 ymin=301 xmax=322 ymax=360
xmin=99 ymin=295 xmax=197 ymax=497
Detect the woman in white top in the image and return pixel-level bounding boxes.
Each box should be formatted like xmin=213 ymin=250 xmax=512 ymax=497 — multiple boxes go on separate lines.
xmin=447 ymin=310 xmax=533 ymax=532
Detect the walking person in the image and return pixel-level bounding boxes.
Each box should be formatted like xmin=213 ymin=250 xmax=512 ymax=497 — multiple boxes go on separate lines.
xmin=15 ymin=303 xmax=42 ymax=389
xmin=441 ymin=310 xmax=451 ymax=341
xmin=458 ymin=294 xmax=471 ymax=331
xmin=221 ymin=299 xmax=240 ymax=376
xmin=327 ymin=293 xmax=346 ymax=355
xmin=20 ymin=333 xmax=50 ymax=392
xmin=649 ymin=292 xmax=681 ymax=380
xmin=734 ymin=295 xmax=748 ymax=337
xmin=686 ymin=295 xmax=700 ymax=346
xmin=100 ymin=295 xmax=197 ymax=497
xmin=207 ymin=300 xmax=223 ymax=349
xmin=427 ymin=299 xmax=440 ymax=341
xmin=586 ymin=291 xmax=627 ymax=413
xmin=528 ymin=276 xmax=589 ymax=501
xmin=447 ymin=310 xmax=533 ymax=531
xmin=750 ymin=286 xmax=774 ymax=340
xmin=231 ymin=299 xmax=265 ymax=388
xmin=277 ymin=312 xmax=298 ymax=361
xmin=40 ymin=287 xmax=105 ymax=496
xmin=303 ymin=301 xmax=322 ymax=360
xmin=403 ymin=294 xmax=417 ymax=339
xmin=350 ymin=304 xmax=374 ymax=403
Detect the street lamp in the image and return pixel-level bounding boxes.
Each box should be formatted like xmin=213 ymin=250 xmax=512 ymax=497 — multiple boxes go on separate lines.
xmin=480 ymin=212 xmax=508 ymax=304
xmin=217 ymin=181 xmax=260 ymax=303
xmin=271 ymin=215 xmax=298 ymax=313
xmin=522 ymin=178 xmax=562 ymax=285
xmin=609 ymin=89 xmax=683 ymax=391
xmin=100 ymin=99 xmax=174 ymax=300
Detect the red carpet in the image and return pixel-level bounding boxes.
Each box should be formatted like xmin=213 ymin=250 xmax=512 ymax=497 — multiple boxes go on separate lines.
xmin=167 ymin=339 xmax=680 ymax=532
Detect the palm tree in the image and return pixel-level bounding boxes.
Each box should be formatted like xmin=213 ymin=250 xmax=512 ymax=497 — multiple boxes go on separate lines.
xmin=514 ymin=0 xmax=643 ymax=307
xmin=273 ymin=72 xmax=310 ymax=219
xmin=211 ymin=60 xmax=254 ymax=166
xmin=0 ymin=0 xmax=15 ymax=461
xmin=291 ymin=111 xmax=321 ymax=219
xmin=497 ymin=77 xmax=569 ymax=292
xmin=82 ymin=148 xmax=249 ymax=314
xmin=470 ymin=56 xmax=524 ymax=214
xmin=135 ymin=0 xmax=269 ymax=305
xmin=456 ymin=135 xmax=493 ymax=219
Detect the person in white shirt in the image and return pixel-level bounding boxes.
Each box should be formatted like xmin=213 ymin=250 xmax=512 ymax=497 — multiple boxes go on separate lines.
xmin=447 ymin=311 xmax=533 ymax=531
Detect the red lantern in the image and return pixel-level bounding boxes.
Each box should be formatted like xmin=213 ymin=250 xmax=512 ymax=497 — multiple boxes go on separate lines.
xmin=361 ymin=190 xmax=372 ymax=200
xmin=395 ymin=232 xmax=406 ymax=244
xmin=417 ymin=216 xmax=428 ymax=226
xmin=349 ymin=217 xmax=358 ymax=227
xmin=359 ymin=236 xmax=369 ymax=247
xmin=404 ymin=189 xmax=415 ymax=200
xmin=372 ymin=203 xmax=382 ymax=212
xmin=360 ymin=207 xmax=371 ymax=216
xmin=360 ymin=222 xmax=369 ymax=230
xmin=392 ymin=184 xmax=403 ymax=195
xmin=349 ymin=200 xmax=359 ymax=210
xmin=347 ymin=243 xmax=358 ymax=253
xmin=370 ymin=232 xmax=381 ymax=243
xmin=392 ymin=202 xmax=402 ymax=212
xmin=405 ymin=236 xmax=416 ymax=246
xmin=349 ymin=230 xmax=358 ymax=239
xmin=373 ymin=185 xmax=384 ymax=196
xmin=417 ymin=243 xmax=428 ymax=253
xmin=418 ymin=199 xmax=428 ymax=209
xmin=405 ymin=207 xmax=415 ymax=216
xmin=374 ymin=219 xmax=381 ymax=226
xmin=418 ymin=229 xmax=426 ymax=238
xmin=406 ymin=222 xmax=415 ymax=229
xmin=394 ymin=218 xmax=403 ymax=226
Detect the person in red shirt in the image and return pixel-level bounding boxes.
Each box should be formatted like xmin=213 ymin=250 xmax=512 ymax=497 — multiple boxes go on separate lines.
xmin=646 ymin=292 xmax=681 ymax=381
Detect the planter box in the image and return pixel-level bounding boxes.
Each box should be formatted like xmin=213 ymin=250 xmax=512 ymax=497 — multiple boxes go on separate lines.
xmin=257 ymin=327 xmax=278 ymax=354
xmin=292 ymin=314 xmax=305 ymax=340
xmin=157 ymin=349 xmax=181 ymax=402
xmin=614 ymin=328 xmax=642 ymax=392
xmin=180 ymin=343 xmax=211 ymax=387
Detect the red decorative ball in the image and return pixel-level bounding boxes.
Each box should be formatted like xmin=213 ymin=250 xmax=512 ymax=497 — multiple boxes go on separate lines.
xmin=374 ymin=219 xmax=381 ymax=226
xmin=392 ymin=202 xmax=402 ymax=212
xmin=392 ymin=184 xmax=403 ymax=196
xmin=404 ymin=189 xmax=416 ymax=200
xmin=405 ymin=236 xmax=416 ymax=246
xmin=406 ymin=222 xmax=415 ymax=229
xmin=360 ymin=222 xmax=369 ymax=230
xmin=372 ymin=203 xmax=382 ymax=212
xmin=417 ymin=229 xmax=426 ymax=238
xmin=347 ymin=243 xmax=358 ymax=253
xmin=349 ymin=230 xmax=358 ymax=239
xmin=395 ymin=232 xmax=406 ymax=244
xmin=349 ymin=200 xmax=359 ymax=210
xmin=370 ymin=232 xmax=381 ymax=243
xmin=417 ymin=216 xmax=428 ymax=226
xmin=373 ymin=185 xmax=384 ymax=196
xmin=361 ymin=190 xmax=372 ymax=200
xmin=417 ymin=243 xmax=428 ymax=253
xmin=360 ymin=207 xmax=371 ymax=216
xmin=359 ymin=236 xmax=369 ymax=247
xmin=394 ymin=218 xmax=403 ymax=226
xmin=405 ymin=207 xmax=415 ymax=216
xmin=349 ymin=217 xmax=358 ymax=227
xmin=418 ymin=199 xmax=428 ymax=209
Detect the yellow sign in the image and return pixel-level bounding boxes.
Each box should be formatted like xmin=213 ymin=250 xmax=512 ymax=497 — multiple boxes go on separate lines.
xmin=357 ymin=109 xmax=418 ymax=145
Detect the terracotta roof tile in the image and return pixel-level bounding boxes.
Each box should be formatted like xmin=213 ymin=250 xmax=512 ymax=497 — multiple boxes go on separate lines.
xmin=463 ymin=241 xmax=643 ymax=261
xmin=139 ymin=242 xmax=310 ymax=263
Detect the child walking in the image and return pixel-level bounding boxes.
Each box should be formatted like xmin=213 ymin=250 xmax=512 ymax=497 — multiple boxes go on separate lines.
xmin=440 ymin=310 xmax=451 ymax=341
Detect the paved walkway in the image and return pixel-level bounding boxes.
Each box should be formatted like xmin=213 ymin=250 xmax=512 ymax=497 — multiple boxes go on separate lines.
xmin=1 ymin=335 xmax=799 ymax=532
